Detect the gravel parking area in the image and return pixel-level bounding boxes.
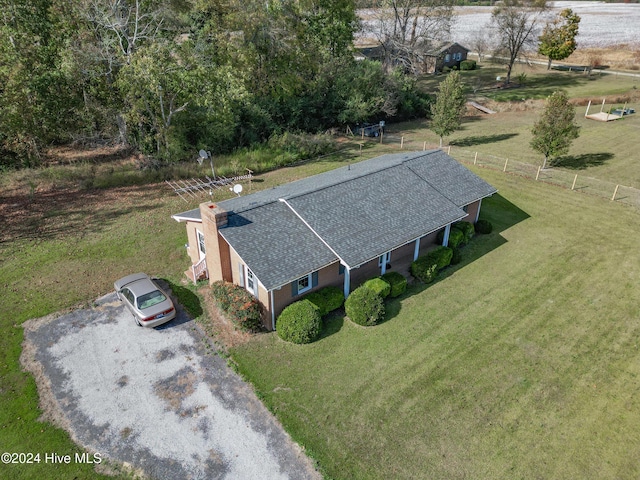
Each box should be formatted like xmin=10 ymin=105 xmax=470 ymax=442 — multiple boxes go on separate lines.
xmin=21 ymin=291 xmax=320 ymax=480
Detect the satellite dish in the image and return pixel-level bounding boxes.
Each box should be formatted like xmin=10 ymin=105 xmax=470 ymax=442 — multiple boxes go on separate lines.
xmin=232 ymin=184 xmax=243 ymax=195
xmin=199 ymin=149 xmax=208 ymax=159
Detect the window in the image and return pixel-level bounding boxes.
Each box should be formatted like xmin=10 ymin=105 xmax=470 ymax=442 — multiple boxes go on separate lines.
xmin=445 ymin=54 xmax=451 ymax=62
xmin=246 ymin=268 xmax=255 ymax=292
xmin=291 ymin=272 xmax=318 ymax=296
xmin=455 ymin=52 xmax=462 ymax=61
xmin=297 ymin=274 xmax=312 ymax=295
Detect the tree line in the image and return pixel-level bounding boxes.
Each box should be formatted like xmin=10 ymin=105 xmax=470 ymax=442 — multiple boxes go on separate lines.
xmin=0 ymin=0 xmax=580 ymax=168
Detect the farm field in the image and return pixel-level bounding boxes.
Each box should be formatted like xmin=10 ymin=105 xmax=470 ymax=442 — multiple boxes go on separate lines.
xmin=231 ymin=167 xmax=640 ymax=480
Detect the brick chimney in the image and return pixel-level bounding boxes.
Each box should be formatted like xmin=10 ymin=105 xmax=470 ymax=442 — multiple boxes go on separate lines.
xmin=199 ymin=202 xmax=232 ymax=284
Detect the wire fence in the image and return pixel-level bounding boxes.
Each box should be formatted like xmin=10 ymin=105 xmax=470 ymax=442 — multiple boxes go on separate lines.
xmin=362 ymin=132 xmax=640 ymax=211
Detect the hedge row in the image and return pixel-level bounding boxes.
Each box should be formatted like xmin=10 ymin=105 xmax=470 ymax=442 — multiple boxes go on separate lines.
xmin=210 ymin=281 xmax=263 ymax=332
xmin=277 ymin=285 xmax=345 ymax=344
xmin=345 ymin=272 xmax=409 ymax=327
xmin=411 ymin=246 xmax=453 ymax=283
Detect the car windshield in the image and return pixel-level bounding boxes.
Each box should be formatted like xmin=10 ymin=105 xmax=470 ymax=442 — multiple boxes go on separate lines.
xmin=136 ymin=290 xmax=167 ymax=310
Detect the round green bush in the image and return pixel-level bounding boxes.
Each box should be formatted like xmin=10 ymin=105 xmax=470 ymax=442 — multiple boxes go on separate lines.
xmin=460 ymin=59 xmax=476 ymax=71
xmin=447 ymin=228 xmax=465 ymax=248
xmin=454 ymin=221 xmax=475 ymax=243
xmin=475 ymin=219 xmax=493 ymax=234
xmin=304 ymin=286 xmax=344 ymax=316
xmin=411 ymin=258 xmax=438 ymax=283
xmin=427 ymin=246 xmax=453 ymax=270
xmin=344 ymin=286 xmax=385 ymax=326
xmin=380 ymin=271 xmax=407 ymax=297
xmin=362 ymin=277 xmax=391 ymax=299
xmin=304 ymin=292 xmax=328 ymax=316
xmin=276 ymin=300 xmax=322 ymax=344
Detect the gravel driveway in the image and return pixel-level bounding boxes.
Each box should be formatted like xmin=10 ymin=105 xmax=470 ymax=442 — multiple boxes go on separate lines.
xmin=21 ymin=290 xmax=320 ymax=480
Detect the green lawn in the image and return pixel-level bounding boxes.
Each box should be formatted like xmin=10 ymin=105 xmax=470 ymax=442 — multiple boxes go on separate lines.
xmin=231 ymin=168 xmax=640 ymax=479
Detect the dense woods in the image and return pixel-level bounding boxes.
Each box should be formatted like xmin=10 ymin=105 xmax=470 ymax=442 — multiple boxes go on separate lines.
xmin=0 ymin=0 xmax=431 ymax=167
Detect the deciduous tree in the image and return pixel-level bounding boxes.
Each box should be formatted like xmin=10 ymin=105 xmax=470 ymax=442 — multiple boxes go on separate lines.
xmin=430 ymin=70 xmax=466 ymax=147
xmin=538 ymin=8 xmax=580 ymax=70
xmin=530 ymin=91 xmax=580 ymax=169
xmin=491 ymin=0 xmax=547 ymax=84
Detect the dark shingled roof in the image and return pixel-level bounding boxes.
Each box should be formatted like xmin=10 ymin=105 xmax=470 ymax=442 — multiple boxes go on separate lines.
xmin=173 ymin=150 xmax=496 ymax=290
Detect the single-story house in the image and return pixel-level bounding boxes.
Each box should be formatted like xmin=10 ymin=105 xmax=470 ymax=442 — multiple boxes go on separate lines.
xmin=422 ymin=42 xmax=470 ymax=74
xmin=172 ymin=150 xmax=496 ymax=330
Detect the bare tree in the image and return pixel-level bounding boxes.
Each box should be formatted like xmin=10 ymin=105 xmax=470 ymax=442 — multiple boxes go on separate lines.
xmin=491 ymin=0 xmax=547 ymax=84
xmin=469 ymin=29 xmax=493 ymax=63
xmin=366 ymin=0 xmax=456 ymax=74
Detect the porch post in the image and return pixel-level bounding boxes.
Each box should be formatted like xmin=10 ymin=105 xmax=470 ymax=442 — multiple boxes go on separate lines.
xmin=413 ymin=238 xmax=420 ymax=261
xmin=343 ymin=267 xmax=351 ymax=298
xmin=270 ymin=290 xmax=275 ymax=331
xmin=380 ymin=259 xmax=387 ymax=275
xmin=475 ymin=198 xmax=483 ymax=223
xmin=442 ymin=224 xmax=451 ymax=247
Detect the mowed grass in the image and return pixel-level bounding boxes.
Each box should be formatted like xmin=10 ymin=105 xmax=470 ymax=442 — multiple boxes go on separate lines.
xmin=231 ymin=168 xmax=640 ymax=479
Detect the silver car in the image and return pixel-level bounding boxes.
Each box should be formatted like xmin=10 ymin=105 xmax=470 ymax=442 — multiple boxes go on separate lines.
xmin=114 ymin=273 xmax=176 ymax=328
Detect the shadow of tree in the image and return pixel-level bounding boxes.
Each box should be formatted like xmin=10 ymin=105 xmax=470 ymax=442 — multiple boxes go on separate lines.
xmin=551 ymin=152 xmax=614 ymax=170
xmin=451 ymin=133 xmax=519 ymax=147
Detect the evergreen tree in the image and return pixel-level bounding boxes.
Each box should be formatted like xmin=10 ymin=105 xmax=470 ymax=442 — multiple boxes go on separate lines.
xmin=430 ymin=71 xmax=466 ymax=147
xmin=530 ymin=91 xmax=580 ymax=169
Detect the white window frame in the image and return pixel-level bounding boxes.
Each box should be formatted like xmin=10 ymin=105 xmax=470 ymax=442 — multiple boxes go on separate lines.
xmin=196 ymin=230 xmax=206 ymax=260
xmin=296 ymin=273 xmax=313 ymax=295
xmin=245 ymin=266 xmax=258 ymax=297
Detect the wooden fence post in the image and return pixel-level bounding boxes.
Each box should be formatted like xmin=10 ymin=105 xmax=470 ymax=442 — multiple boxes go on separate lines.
xmin=423 ymin=141 xmax=427 ymax=151
xmin=447 ymin=146 xmax=451 ymax=155
xmin=612 ymin=184 xmax=619 ymax=201
xmin=503 ymin=158 xmax=508 ymax=172
xmin=571 ymin=174 xmax=578 ymax=190
xmin=401 ymin=136 xmax=404 ymax=149
xmin=535 ymin=166 xmax=541 ymax=181
xmin=474 ymin=152 xmax=478 ymax=165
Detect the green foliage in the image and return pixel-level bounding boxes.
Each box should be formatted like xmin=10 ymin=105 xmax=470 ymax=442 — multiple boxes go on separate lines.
xmin=276 ymin=300 xmax=322 ymax=344
xmin=210 ymin=281 xmax=263 ymax=332
xmin=345 ymin=285 xmax=385 ymax=326
xmin=475 ymin=219 xmax=493 ymax=234
xmin=447 ymin=228 xmax=465 ymax=249
xmin=362 ymin=277 xmax=391 ymax=299
xmin=460 ymin=59 xmax=476 ymax=71
xmin=453 ymin=221 xmax=475 ymax=243
xmin=530 ymin=91 xmax=580 ymax=168
xmin=304 ymin=286 xmax=345 ymax=316
xmin=428 ymin=246 xmax=454 ymax=270
xmin=411 ymin=259 xmax=438 ymax=283
xmin=380 ymin=271 xmax=408 ymax=298
xmin=451 ymin=247 xmax=462 ymax=265
xmin=538 ymin=8 xmax=581 ymax=69
xmin=430 ymin=71 xmax=466 ymax=145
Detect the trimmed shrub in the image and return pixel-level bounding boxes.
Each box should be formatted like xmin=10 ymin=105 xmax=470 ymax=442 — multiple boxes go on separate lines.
xmin=454 ymin=221 xmax=475 ymax=243
xmin=428 ymin=246 xmax=453 ymax=270
xmin=460 ymin=59 xmax=476 ymax=71
xmin=411 ymin=258 xmax=438 ymax=283
xmin=381 ymin=271 xmax=407 ymax=298
xmin=362 ymin=277 xmax=391 ymax=299
xmin=451 ymin=247 xmax=462 ymax=265
xmin=210 ymin=281 xmax=262 ymax=332
xmin=447 ymin=228 xmax=465 ymax=248
xmin=436 ymin=226 xmax=465 ymax=247
xmin=345 ymin=285 xmax=385 ymax=326
xmin=276 ymin=300 xmax=322 ymax=344
xmin=475 ymin=219 xmax=493 ymax=234
xmin=304 ymin=286 xmax=344 ymax=316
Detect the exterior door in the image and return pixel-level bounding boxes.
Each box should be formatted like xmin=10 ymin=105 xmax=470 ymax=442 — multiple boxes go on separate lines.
xmin=196 ymin=230 xmax=206 ymax=260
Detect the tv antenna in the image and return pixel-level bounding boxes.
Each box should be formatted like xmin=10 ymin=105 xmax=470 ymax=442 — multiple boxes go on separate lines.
xmin=198 ymin=149 xmax=215 ymax=179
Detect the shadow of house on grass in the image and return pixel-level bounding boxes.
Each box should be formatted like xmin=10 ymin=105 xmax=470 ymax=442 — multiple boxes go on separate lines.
xmin=551 ymin=152 xmax=613 ymax=170
xmin=383 ymin=193 xmax=530 ymax=323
